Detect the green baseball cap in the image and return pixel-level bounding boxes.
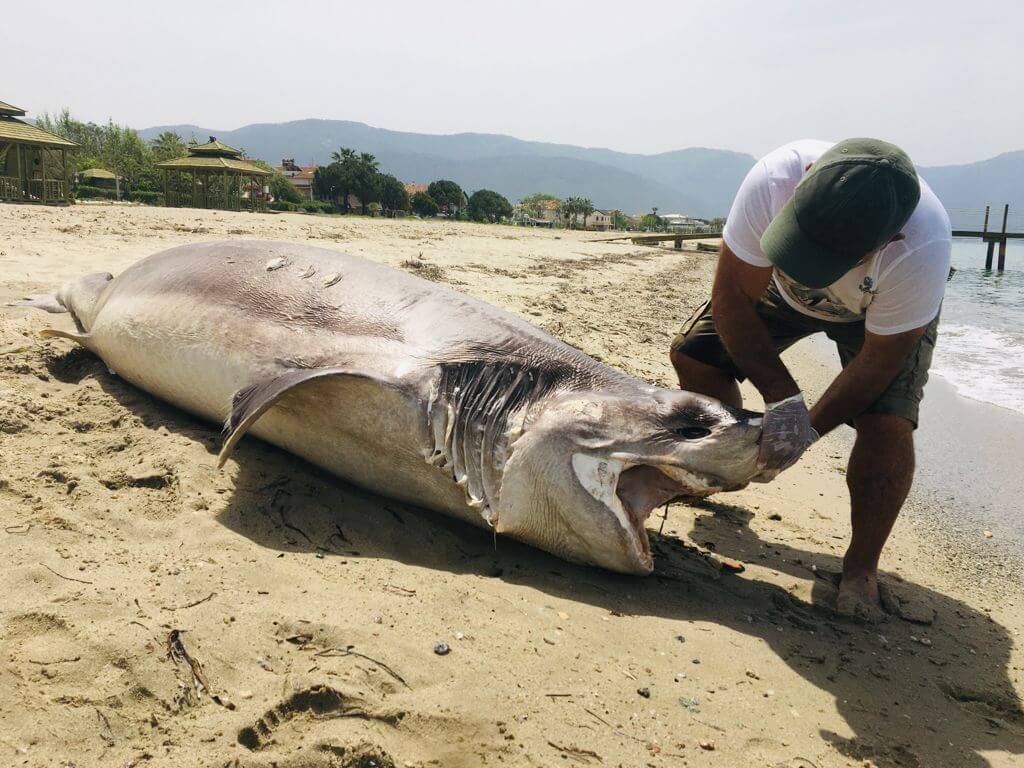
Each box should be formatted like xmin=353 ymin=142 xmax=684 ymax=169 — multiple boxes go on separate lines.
xmin=760 ymin=138 xmax=921 ymax=289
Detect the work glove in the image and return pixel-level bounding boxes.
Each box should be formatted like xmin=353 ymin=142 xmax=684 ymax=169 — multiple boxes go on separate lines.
xmin=752 ymin=393 xmax=819 ymax=483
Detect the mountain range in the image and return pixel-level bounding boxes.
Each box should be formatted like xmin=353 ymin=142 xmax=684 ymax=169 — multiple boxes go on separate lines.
xmin=139 ymin=119 xmax=1021 ymax=222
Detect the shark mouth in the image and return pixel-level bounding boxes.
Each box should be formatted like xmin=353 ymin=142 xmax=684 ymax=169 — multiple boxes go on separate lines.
xmin=571 ymin=454 xmax=722 ymax=567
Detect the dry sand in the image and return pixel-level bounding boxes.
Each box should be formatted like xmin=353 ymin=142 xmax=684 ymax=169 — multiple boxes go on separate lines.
xmin=1 ymin=203 xmax=1022 ymax=768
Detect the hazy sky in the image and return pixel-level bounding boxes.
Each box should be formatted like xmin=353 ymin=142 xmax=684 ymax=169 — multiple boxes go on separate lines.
xmin=5 ymin=0 xmax=1021 ymax=165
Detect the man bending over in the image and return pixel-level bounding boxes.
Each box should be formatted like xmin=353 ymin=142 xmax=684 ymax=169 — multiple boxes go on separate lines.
xmin=671 ymin=138 xmax=951 ymax=620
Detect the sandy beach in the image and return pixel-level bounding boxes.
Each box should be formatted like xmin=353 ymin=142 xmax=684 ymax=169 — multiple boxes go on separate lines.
xmin=2 ymin=203 xmax=1022 ymax=768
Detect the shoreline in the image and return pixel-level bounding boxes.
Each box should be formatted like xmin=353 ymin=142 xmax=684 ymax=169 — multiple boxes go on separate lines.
xmin=797 ymin=332 xmax=1024 ymax=595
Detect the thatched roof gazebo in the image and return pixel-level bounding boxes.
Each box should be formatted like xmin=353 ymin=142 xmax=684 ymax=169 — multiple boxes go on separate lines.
xmin=155 ymin=136 xmax=271 ymax=212
xmin=0 ymin=99 xmax=78 ymax=204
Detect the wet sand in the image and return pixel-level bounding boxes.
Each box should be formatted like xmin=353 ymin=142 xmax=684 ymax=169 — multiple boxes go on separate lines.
xmin=1 ymin=203 xmax=1022 ymax=767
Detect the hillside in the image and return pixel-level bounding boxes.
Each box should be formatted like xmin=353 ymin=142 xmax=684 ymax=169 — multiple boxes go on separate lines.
xmin=139 ymin=119 xmax=755 ymax=216
xmin=139 ymin=120 xmax=1023 ymax=219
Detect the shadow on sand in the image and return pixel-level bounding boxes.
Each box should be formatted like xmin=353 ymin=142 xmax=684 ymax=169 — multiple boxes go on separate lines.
xmin=55 ymin=347 xmax=1024 ymax=768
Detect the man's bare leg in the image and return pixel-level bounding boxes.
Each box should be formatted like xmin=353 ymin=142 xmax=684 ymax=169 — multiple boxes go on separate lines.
xmin=669 ymin=349 xmax=742 ymax=408
xmin=839 ymin=413 xmax=915 ymax=620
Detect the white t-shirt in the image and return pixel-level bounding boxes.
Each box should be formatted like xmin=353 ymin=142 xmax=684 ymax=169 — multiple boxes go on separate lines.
xmin=723 ymin=139 xmax=952 ymax=335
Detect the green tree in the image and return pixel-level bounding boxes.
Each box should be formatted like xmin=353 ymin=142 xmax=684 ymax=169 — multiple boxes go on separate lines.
xmin=520 ymin=192 xmax=560 ymax=218
xmin=149 ymin=131 xmax=187 ymax=163
xmin=411 ymin=191 xmax=440 ymax=217
xmin=331 ymin=147 xmax=356 ymax=164
xmin=468 ymin=189 xmax=513 ymax=223
xmin=640 ymin=212 xmax=663 ymax=230
xmin=321 ymin=148 xmax=382 ymax=213
xmin=577 ymin=198 xmax=595 ymax=229
xmin=378 ymin=174 xmax=410 ymax=213
xmin=427 ymin=179 xmax=464 ymax=216
xmin=559 ymin=197 xmax=581 ymax=229
xmin=313 ymin=162 xmax=348 ymax=207
xmin=350 ymin=153 xmax=381 ymax=214
xmin=612 ymin=210 xmax=631 ymax=230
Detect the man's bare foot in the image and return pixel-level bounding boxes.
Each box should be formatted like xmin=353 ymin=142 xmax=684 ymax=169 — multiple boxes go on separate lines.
xmin=837 ymin=571 xmax=887 ymax=623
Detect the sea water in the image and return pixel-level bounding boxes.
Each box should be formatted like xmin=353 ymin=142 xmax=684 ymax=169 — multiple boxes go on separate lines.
xmin=932 ymin=239 xmax=1024 ymax=415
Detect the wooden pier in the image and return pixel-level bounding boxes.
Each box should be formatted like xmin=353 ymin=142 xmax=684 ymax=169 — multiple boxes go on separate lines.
xmin=591 ymin=231 xmax=722 ymax=249
xmin=951 ymin=204 xmax=1020 ymax=271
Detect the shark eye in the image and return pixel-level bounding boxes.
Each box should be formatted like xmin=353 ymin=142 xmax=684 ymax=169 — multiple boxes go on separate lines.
xmin=674 ymin=426 xmax=711 ymax=440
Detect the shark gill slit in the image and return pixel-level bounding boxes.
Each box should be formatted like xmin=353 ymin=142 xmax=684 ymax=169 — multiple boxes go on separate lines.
xmin=425 ymin=360 xmax=569 ymax=526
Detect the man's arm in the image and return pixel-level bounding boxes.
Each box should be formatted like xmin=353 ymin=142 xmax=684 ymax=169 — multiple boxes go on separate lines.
xmin=809 ymin=326 xmax=926 ymax=436
xmin=711 ymin=243 xmax=800 ymax=403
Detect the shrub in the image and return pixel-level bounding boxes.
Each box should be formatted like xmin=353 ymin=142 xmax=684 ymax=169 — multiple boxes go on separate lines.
xmin=301 ymin=200 xmax=334 ymax=214
xmin=269 ymin=201 xmax=300 ymax=212
xmin=76 ymin=184 xmax=117 ymax=200
xmin=128 ymin=190 xmax=162 ymax=205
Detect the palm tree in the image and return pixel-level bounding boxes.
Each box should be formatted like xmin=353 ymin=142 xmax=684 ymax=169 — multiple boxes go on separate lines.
xmin=559 ymin=198 xmax=577 ymax=229
xmin=331 ymin=147 xmax=356 ymax=164
xmin=359 ymin=152 xmax=379 ymax=173
xmin=578 ymin=198 xmax=595 ymax=230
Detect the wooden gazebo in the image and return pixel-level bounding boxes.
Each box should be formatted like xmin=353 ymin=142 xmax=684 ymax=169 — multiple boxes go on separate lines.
xmin=155 ymin=137 xmax=270 ymax=212
xmin=0 ymin=99 xmax=78 ymax=204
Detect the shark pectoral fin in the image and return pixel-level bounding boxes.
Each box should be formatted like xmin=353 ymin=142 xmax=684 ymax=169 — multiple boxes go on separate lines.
xmin=39 ymin=328 xmax=92 ymax=346
xmin=217 ymin=366 xmax=400 ymax=468
xmin=12 ymin=294 xmax=67 ymax=314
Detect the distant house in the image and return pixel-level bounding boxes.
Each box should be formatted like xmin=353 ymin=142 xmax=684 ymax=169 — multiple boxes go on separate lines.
xmin=587 ymin=209 xmax=614 ymax=231
xmin=512 ymin=199 xmax=558 ymax=227
xmin=276 ymin=158 xmax=317 ymax=201
xmin=536 ymin=199 xmax=561 ymax=225
xmin=661 ymin=213 xmax=710 ymax=231
xmin=403 ymin=182 xmax=428 ymax=196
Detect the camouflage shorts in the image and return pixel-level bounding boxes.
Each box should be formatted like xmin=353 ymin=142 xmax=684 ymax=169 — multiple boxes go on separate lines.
xmin=670 ymin=284 xmax=940 ymax=428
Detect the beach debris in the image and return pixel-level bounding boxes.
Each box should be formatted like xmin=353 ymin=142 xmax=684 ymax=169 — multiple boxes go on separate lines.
xmin=699 ymin=739 xmax=716 ymax=751
xmin=983 ymin=530 xmax=993 ymax=538
xmin=679 ymin=697 xmax=700 ymax=713
xmin=547 ymin=741 xmax=601 ymax=764
xmin=265 ymin=257 xmax=288 ymax=271
xmin=674 ymin=672 xmax=687 ymax=682
xmin=166 ymin=629 xmax=235 ymax=709
xmin=768 ymin=512 xmax=783 ymax=521
xmin=745 ymin=668 xmax=760 ymax=680
xmin=322 ymin=272 xmax=343 ymax=287
xmin=39 ymin=562 xmax=93 ymax=585
xmin=314 ymin=645 xmax=410 ymax=688
xmin=161 ymin=592 xmax=215 ymax=612
xmin=433 ymin=642 xmax=450 ymax=656
xmin=298 ymin=265 xmax=316 ymax=279
xmin=557 ymin=611 xmax=570 ymax=620
xmin=675 ymin=634 xmax=685 ymax=643
xmin=637 ymin=687 xmax=651 ymax=698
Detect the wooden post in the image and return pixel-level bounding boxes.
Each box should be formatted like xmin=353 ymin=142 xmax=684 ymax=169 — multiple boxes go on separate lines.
xmin=15 ymin=143 xmax=23 ymax=199
xmin=40 ymin=147 xmax=47 ymax=203
xmin=997 ymin=204 xmax=1009 ymax=271
xmin=192 ymin=170 xmax=197 ymax=209
xmin=986 ymin=241 xmax=995 ymax=270
xmin=983 ymin=205 xmax=990 ymax=234
xmin=61 ymin=148 xmax=68 ymax=202
xmin=162 ymin=171 xmax=168 ymax=207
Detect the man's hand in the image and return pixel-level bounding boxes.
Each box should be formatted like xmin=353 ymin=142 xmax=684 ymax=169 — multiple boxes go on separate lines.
xmin=754 ymin=392 xmax=819 ymax=482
